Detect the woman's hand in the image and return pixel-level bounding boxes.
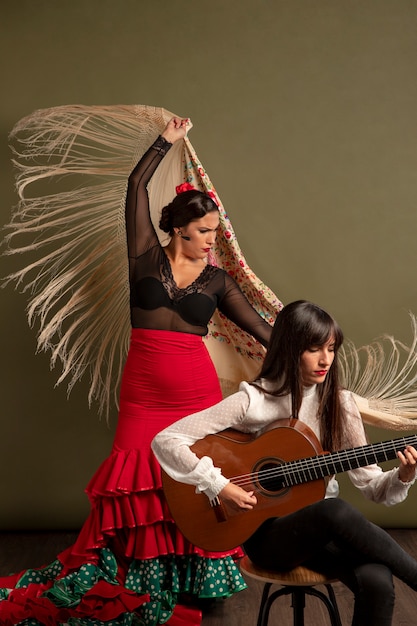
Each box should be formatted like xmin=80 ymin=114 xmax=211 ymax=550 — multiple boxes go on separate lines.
xmin=398 ymin=445 xmax=417 ymax=483
xmin=219 ymin=482 xmax=257 ymax=512
xmin=161 ymin=117 xmax=188 ymax=144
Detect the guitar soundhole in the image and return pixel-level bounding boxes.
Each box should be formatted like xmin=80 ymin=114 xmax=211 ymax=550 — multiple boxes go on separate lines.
xmin=254 ymin=458 xmax=288 ymax=497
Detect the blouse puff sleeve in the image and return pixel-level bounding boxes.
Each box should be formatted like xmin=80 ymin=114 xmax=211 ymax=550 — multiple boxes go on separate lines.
xmin=152 ymin=386 xmax=260 ymax=502
xmin=341 ymin=390 xmax=416 ymax=506
xmin=152 ymin=381 xmax=295 ymax=501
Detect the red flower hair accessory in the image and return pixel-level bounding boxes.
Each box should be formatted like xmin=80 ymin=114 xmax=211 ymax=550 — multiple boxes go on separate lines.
xmin=175 ymin=182 xmax=218 ymax=206
xmin=176 ymin=182 xmax=196 ymax=194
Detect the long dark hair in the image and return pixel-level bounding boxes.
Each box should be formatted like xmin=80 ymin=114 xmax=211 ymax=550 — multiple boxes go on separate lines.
xmin=256 ymin=300 xmax=345 ymax=451
xmin=159 ymin=190 xmax=218 ymax=235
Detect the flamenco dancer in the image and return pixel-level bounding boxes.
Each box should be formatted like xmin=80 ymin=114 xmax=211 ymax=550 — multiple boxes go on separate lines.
xmin=0 ymin=114 xmax=279 ymax=625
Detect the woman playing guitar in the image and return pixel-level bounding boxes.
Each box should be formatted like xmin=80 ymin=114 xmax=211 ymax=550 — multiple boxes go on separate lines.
xmin=153 ymin=300 xmax=417 ymax=626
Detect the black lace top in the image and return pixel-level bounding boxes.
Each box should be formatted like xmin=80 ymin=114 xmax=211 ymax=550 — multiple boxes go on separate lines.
xmin=125 ymin=136 xmax=272 ymax=346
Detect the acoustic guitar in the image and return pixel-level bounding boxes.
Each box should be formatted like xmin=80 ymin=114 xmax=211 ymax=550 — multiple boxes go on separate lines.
xmin=161 ymin=419 xmax=417 ymax=552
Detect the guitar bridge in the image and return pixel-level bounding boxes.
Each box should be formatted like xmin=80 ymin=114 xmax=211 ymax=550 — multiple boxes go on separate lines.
xmin=210 ymin=496 xmax=227 ymax=523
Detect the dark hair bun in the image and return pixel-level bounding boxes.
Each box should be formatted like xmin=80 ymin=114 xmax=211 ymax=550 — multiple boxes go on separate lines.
xmin=159 ymin=204 xmax=173 ymax=233
xmin=159 ymin=190 xmax=218 ymax=235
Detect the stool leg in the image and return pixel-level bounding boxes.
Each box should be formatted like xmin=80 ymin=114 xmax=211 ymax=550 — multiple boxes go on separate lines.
xmin=291 ymin=589 xmax=306 ymax=626
xmin=260 ymin=587 xmax=293 ymax=626
xmin=257 ymin=583 xmax=272 ymax=626
xmin=304 ymin=586 xmax=342 ymax=626
xmin=325 ymin=584 xmax=342 ymax=626
xmin=255 ymin=583 xmax=342 ymax=626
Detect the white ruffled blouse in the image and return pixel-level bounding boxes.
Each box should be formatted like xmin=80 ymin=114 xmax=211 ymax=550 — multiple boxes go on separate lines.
xmin=152 ymin=381 xmax=415 ymax=505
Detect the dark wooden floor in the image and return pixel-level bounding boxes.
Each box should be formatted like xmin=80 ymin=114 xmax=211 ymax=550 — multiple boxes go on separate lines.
xmin=0 ymin=529 xmax=417 ymax=624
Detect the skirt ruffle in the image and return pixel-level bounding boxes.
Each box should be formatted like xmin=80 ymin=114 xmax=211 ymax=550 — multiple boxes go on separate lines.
xmin=0 ymin=330 xmax=246 ymax=624
xmin=0 ymin=544 xmax=245 ymax=625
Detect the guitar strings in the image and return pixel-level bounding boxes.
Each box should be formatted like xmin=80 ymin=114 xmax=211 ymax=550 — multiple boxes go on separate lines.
xmin=229 ymin=435 xmax=417 ymax=490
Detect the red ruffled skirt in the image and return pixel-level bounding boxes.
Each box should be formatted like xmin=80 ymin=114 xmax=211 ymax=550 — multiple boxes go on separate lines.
xmin=0 ymin=329 xmax=246 ymax=625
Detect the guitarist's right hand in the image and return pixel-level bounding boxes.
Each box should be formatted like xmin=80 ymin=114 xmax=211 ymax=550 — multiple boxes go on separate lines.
xmin=219 ymin=483 xmax=258 ymax=512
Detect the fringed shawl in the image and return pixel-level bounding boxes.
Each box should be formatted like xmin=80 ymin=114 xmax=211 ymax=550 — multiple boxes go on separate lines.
xmin=3 ymin=104 xmax=417 ymax=430
xmin=3 ymin=104 xmax=281 ymax=416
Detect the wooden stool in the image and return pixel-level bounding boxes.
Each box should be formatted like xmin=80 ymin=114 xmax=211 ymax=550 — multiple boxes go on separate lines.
xmin=240 ymin=555 xmax=342 ymax=626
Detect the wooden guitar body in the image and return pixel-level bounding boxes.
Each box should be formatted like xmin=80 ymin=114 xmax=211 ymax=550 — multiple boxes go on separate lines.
xmin=161 ymin=419 xmax=326 ymax=552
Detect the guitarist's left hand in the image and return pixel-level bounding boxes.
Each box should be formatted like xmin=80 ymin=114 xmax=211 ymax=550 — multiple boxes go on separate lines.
xmin=219 ymin=483 xmax=258 ymax=512
xmin=397 ymin=446 xmax=417 ymax=483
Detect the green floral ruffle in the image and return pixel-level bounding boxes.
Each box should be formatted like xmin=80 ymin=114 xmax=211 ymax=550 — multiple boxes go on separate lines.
xmin=1 ymin=549 xmax=247 ymax=625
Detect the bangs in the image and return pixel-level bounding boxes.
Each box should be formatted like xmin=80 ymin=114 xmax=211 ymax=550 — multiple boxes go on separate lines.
xmin=305 ymin=317 xmax=344 ymax=351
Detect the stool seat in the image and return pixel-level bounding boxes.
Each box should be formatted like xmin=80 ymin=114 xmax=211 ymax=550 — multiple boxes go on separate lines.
xmin=240 ymin=556 xmax=342 ymax=626
xmin=240 ymin=557 xmax=339 ymax=586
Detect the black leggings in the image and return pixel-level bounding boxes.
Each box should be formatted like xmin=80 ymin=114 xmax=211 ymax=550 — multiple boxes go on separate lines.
xmin=243 ymin=498 xmax=417 ymax=626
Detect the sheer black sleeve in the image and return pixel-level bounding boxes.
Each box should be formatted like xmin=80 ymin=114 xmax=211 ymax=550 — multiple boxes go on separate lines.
xmin=218 ymin=273 xmax=273 ymax=347
xmin=125 ymin=135 xmax=172 ymax=279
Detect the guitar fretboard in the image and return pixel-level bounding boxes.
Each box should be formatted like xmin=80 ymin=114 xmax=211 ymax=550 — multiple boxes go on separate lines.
xmin=262 ymin=434 xmax=417 ymax=488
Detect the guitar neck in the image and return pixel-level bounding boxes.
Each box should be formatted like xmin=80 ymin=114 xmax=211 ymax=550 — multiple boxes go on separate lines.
xmin=282 ymin=434 xmax=417 ymax=487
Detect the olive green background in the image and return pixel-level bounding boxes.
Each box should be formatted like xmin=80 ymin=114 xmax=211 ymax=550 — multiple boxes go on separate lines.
xmin=1 ymin=1 xmax=416 ymax=529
